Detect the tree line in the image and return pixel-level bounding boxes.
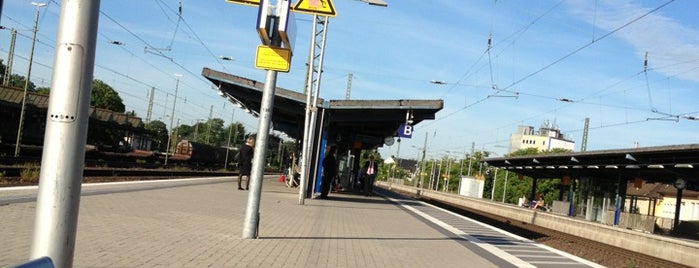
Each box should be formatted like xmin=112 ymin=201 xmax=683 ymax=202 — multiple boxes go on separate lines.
xmin=373 ymin=147 xmax=573 ymax=208
xmin=0 ymin=59 xmax=250 ymax=152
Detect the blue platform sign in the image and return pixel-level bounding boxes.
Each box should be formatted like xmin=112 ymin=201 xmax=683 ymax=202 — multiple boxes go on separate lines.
xmin=397 ymin=124 xmax=413 ymax=139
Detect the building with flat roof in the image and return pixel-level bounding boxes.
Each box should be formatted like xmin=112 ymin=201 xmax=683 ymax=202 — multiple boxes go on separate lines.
xmin=508 ymin=122 xmax=574 ymax=153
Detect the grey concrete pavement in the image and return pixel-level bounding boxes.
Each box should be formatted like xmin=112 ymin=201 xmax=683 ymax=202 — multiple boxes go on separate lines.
xmin=1 ymin=176 xmax=501 ymax=267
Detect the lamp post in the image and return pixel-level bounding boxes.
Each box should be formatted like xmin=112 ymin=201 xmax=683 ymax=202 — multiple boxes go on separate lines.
xmin=164 ymin=74 xmax=181 ymax=166
xmin=14 ymin=2 xmax=47 ymax=157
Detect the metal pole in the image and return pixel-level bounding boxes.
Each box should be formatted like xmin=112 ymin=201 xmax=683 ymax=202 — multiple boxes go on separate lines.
xmin=444 ymin=158 xmax=451 ymax=192
xmin=436 ymin=159 xmax=442 ymax=191
xmin=14 ymin=3 xmax=45 ymax=157
xmin=206 ymin=105 xmax=213 ymax=143
xmin=298 ymin=14 xmax=318 ymax=205
xmin=243 ymin=11 xmax=282 ymax=239
xmin=3 ymin=28 xmax=16 ymax=86
xmin=242 ymin=51 xmax=279 ymax=239
xmin=502 ymin=170 xmax=509 ymax=203
xmin=306 ymin=15 xmax=329 ymax=195
xmin=299 ymin=15 xmax=330 ymax=204
xmin=395 ymin=140 xmax=402 ymax=182
xmin=224 ymin=109 xmax=235 ymax=170
xmin=30 ymin=0 xmax=100 ymax=267
xmin=310 ymin=108 xmax=326 ymax=193
xmin=467 ymin=142 xmax=474 ymax=176
xmin=491 ymin=168 xmax=498 ymax=201
xmin=418 ymin=132 xmax=427 ymax=189
xmin=459 ymin=146 xmax=465 ymax=176
xmin=164 ymin=75 xmax=180 ymax=166
xmin=242 ymin=65 xmax=277 ymax=238
xmin=429 ymin=160 xmax=435 ymax=190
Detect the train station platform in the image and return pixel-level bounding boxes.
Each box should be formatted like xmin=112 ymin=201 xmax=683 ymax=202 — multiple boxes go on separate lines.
xmin=0 ymin=176 xmax=602 ymax=267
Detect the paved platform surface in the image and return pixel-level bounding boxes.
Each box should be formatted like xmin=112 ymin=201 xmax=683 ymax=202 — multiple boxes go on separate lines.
xmin=0 ymin=176 xmax=602 ymax=267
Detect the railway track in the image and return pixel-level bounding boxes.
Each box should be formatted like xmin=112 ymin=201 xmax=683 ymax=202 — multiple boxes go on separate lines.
xmin=419 ymin=196 xmax=691 ymax=268
xmin=381 ymin=186 xmax=690 ymax=268
xmin=0 ymin=166 xmax=238 ymax=186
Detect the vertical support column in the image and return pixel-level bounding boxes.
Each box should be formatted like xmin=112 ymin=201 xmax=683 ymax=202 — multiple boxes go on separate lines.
xmin=568 ymin=176 xmax=577 ymax=217
xmin=30 ymin=1 xmax=101 ymax=267
xmin=673 ymin=188 xmax=683 ymax=234
xmin=613 ymin=176 xmax=627 ymax=226
xmin=529 ymin=177 xmax=538 ymax=207
xmin=584 ymin=177 xmax=593 ymax=220
xmin=299 ymin=15 xmax=330 ymax=204
xmin=312 ymin=110 xmax=327 ymax=194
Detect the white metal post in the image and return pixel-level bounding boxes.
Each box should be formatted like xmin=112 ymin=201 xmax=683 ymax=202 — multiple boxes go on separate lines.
xmin=491 ymin=168 xmax=499 ymax=201
xmin=242 ymin=61 xmax=278 ymax=239
xmin=30 ymin=0 xmax=100 ymax=267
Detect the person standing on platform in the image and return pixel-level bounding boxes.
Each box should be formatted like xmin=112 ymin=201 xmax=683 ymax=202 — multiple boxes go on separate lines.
xmin=320 ymin=146 xmax=337 ymax=200
xmin=361 ymin=154 xmax=378 ymax=196
xmin=237 ymin=136 xmax=255 ymax=190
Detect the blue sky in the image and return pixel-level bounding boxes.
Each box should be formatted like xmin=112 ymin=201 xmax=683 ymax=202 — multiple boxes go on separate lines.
xmin=2 ymin=0 xmax=698 ymax=159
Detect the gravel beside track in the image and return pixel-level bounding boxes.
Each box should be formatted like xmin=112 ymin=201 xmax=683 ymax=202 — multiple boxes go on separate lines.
xmin=419 ymin=197 xmax=692 ymax=268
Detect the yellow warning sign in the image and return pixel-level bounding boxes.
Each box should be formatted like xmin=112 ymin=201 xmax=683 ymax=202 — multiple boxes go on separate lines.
xmin=255 ymin=45 xmax=291 ymax=72
xmin=293 ymin=0 xmax=337 ymax=17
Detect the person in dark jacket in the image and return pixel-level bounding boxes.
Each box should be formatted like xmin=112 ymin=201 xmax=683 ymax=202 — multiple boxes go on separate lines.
xmin=320 ymin=146 xmax=337 ymax=199
xmin=361 ymin=154 xmax=378 ymax=196
xmin=237 ymin=136 xmax=255 ymax=190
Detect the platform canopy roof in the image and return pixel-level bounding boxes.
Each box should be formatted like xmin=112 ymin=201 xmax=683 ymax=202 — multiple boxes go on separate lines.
xmin=484 ymin=144 xmax=699 ymax=189
xmin=202 ymin=68 xmax=443 ymax=149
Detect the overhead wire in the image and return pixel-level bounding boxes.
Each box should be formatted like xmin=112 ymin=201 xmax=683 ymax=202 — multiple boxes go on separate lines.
xmin=5 ymin=4 xmax=229 ymax=126
xmin=500 ymin=0 xmax=677 ymax=93
xmin=422 ymin=0 xmax=684 ymax=153
xmin=435 ymin=0 xmax=677 ymax=140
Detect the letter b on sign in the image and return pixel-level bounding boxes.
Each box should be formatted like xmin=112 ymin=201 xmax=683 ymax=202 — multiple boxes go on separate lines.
xmin=398 ymin=124 xmax=413 ymax=138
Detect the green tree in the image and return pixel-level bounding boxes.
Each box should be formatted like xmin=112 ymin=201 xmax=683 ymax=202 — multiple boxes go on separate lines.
xmin=173 ymin=124 xmax=194 ymax=142
xmin=7 ymin=74 xmax=36 ymax=90
xmin=224 ymin=122 xmax=246 ymax=147
xmin=494 ymin=147 xmax=571 ymax=206
xmin=0 ymin=60 xmax=36 ymax=90
xmin=199 ymin=118 xmax=225 ymax=145
xmin=91 ymin=79 xmax=125 ymax=112
xmin=35 ymin=87 xmax=50 ymax=94
xmin=510 ymin=147 xmax=540 ymax=156
xmin=146 ymin=120 xmax=168 ymax=152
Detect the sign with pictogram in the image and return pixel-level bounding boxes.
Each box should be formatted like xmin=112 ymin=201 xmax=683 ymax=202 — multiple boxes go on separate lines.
xmin=255 ymin=45 xmax=291 ymax=72
xmin=225 ymin=0 xmax=261 ymax=6
xmin=293 ymin=0 xmax=337 ymax=17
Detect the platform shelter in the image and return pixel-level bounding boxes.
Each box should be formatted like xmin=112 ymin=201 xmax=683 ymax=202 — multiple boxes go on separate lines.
xmin=202 ymin=68 xmax=443 ymax=196
xmin=484 ymin=144 xmax=699 ymax=234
